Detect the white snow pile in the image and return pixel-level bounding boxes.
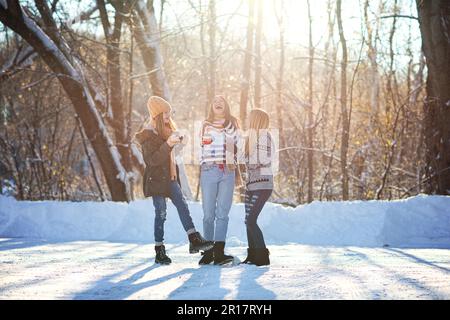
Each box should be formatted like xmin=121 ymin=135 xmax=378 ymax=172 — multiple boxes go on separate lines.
xmin=0 ymin=194 xmax=449 ymax=248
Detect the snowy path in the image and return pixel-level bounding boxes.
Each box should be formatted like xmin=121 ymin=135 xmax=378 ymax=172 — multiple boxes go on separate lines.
xmin=1 ymin=238 xmax=449 ymax=300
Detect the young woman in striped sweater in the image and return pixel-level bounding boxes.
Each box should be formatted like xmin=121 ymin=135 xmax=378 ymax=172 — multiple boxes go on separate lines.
xmin=198 ymin=95 xmax=241 ymax=265
xmin=242 ymin=109 xmax=274 ymax=266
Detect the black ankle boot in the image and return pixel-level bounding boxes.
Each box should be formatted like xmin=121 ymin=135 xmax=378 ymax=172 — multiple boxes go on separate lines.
xmin=188 ymin=232 xmax=214 ymax=254
xmin=198 ymin=248 xmax=214 ymax=265
xmin=213 ymin=241 xmax=234 ymax=265
xmin=241 ymin=248 xmax=255 ymax=264
xmin=252 ymin=248 xmax=270 ymax=266
xmin=155 ymin=245 xmax=172 ymax=265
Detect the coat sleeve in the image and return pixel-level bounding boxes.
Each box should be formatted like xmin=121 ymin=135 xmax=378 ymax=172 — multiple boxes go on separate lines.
xmin=142 ymin=139 xmax=173 ymax=167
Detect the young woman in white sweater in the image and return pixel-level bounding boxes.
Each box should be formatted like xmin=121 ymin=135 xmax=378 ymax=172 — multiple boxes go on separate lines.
xmin=242 ymin=109 xmax=274 ymax=266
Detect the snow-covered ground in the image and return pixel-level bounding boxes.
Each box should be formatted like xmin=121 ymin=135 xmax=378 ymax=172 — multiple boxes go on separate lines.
xmin=1 ymin=239 xmax=449 ymax=299
xmin=1 ymin=194 xmax=450 ymax=299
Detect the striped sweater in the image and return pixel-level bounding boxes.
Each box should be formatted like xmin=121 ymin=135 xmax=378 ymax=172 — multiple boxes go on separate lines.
xmin=200 ymin=119 xmax=239 ymax=165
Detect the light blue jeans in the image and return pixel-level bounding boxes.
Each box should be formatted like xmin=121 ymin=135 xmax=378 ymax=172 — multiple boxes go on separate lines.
xmin=200 ymin=164 xmax=235 ymax=242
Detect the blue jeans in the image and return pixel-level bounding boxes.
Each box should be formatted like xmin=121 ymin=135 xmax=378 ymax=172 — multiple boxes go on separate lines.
xmin=245 ymin=189 xmax=272 ymax=248
xmin=152 ymin=181 xmax=196 ymax=245
xmin=200 ymin=164 xmax=235 ymax=242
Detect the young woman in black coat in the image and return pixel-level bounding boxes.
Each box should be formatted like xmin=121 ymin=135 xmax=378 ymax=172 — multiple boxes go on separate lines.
xmin=135 ymin=96 xmax=213 ymax=264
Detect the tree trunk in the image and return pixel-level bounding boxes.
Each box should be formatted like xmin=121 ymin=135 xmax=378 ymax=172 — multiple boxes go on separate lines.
xmin=254 ymin=0 xmax=263 ymax=109
xmin=131 ymin=0 xmax=171 ymax=101
xmin=306 ymin=0 xmax=315 ymax=203
xmin=274 ymin=0 xmax=286 ymax=149
xmin=363 ymin=0 xmax=381 ymax=130
xmin=239 ymin=0 xmax=255 ymax=130
xmin=97 ymin=0 xmax=131 ymax=175
xmin=198 ymin=0 xmax=209 ymax=116
xmin=336 ymin=0 xmax=349 ymax=200
xmin=208 ymin=0 xmax=217 ymax=105
xmin=416 ymin=0 xmax=450 ymax=195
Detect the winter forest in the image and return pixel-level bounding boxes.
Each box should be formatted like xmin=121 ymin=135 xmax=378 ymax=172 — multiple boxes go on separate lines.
xmin=0 ymin=0 xmax=449 ymax=205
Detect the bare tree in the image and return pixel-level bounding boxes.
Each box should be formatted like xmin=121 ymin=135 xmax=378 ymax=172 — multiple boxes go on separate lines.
xmin=274 ymin=0 xmax=288 ymax=151
xmin=336 ymin=0 xmax=349 ymax=200
xmin=208 ymin=0 xmax=216 ymax=104
xmin=364 ymin=0 xmax=381 ymax=130
xmin=254 ymin=0 xmax=263 ymax=109
xmin=0 ymin=0 xmax=132 ymax=201
xmin=306 ymin=0 xmax=315 ymax=203
xmin=131 ymin=0 xmax=171 ymax=101
xmin=96 ymin=0 xmax=131 ymax=177
xmin=416 ymin=0 xmax=450 ymax=195
xmin=239 ymin=0 xmax=255 ymax=130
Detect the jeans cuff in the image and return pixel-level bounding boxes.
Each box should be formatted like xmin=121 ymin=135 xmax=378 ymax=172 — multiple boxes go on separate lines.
xmin=186 ymin=228 xmax=197 ymax=235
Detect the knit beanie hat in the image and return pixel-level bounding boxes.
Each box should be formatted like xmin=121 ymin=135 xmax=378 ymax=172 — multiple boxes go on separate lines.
xmin=147 ymin=96 xmax=171 ymax=119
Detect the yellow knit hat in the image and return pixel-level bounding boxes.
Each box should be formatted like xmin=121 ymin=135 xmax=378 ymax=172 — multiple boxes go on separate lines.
xmin=147 ymin=96 xmax=171 ymax=119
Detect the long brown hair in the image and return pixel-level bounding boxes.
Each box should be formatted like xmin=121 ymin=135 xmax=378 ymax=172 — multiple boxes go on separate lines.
xmin=206 ymin=95 xmax=240 ymax=129
xmin=245 ymin=108 xmax=270 ymax=157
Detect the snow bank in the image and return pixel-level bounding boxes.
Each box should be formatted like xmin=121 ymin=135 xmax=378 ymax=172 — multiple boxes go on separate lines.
xmin=0 ymin=195 xmax=449 ymax=248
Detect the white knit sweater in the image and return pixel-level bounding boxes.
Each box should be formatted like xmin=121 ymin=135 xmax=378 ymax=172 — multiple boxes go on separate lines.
xmin=200 ymin=119 xmax=239 ymax=165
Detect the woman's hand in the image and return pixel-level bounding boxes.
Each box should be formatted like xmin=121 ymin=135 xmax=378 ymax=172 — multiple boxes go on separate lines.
xmin=167 ymin=133 xmax=182 ymax=147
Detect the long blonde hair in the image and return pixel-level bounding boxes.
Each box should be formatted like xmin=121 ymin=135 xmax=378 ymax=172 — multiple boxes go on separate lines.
xmin=245 ymin=108 xmax=270 ymax=157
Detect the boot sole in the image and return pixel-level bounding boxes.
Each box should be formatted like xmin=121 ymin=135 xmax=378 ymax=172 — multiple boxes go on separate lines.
xmin=190 ymin=243 xmax=214 ymax=254
xmin=243 ymin=262 xmax=270 ymax=266
xmin=214 ymin=257 xmax=234 ymax=265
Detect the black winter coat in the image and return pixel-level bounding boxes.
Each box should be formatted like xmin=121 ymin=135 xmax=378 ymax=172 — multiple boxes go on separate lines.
xmin=136 ymin=128 xmax=180 ymax=198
